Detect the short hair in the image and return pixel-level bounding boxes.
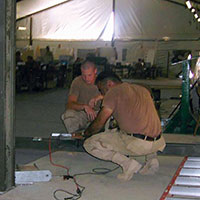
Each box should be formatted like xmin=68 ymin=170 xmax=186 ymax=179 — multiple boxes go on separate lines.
xmin=81 ymin=60 xmax=96 ymax=70
xmin=95 ymin=71 xmax=122 ymax=85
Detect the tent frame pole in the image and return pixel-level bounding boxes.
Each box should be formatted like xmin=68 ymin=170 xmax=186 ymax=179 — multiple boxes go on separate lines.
xmin=0 ymin=0 xmax=16 ymax=192
xmin=111 ymin=0 xmax=115 ymax=47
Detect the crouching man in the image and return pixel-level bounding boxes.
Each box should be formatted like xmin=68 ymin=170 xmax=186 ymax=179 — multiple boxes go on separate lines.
xmin=61 ymin=60 xmax=101 ymax=133
xmin=83 ymin=71 xmax=166 ymax=181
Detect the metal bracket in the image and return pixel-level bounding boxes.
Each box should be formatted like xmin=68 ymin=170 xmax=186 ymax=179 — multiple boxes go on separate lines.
xmin=15 ymin=170 xmax=52 ymax=185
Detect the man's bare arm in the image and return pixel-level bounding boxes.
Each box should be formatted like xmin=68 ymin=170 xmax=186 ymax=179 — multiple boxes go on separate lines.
xmin=84 ymin=106 xmax=113 ymax=137
xmin=66 ymin=95 xmax=97 ymax=121
xmin=66 ymin=95 xmax=86 ymax=111
xmin=89 ymin=94 xmax=104 ymax=108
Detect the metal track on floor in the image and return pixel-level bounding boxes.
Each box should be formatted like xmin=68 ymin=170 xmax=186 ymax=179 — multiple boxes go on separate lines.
xmin=160 ymin=157 xmax=200 ymax=200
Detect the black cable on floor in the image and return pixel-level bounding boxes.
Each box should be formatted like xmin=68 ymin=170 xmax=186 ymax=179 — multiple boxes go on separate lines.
xmin=53 ymin=166 xmax=120 ymax=200
xmin=49 ymin=136 xmax=120 ymax=200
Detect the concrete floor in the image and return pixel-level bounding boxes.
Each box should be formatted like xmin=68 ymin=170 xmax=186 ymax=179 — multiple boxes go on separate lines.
xmin=15 ymin=87 xmax=67 ymax=138
xmin=1 ymin=152 xmax=183 ymax=200
xmin=1 ymin=78 xmax=200 ymax=200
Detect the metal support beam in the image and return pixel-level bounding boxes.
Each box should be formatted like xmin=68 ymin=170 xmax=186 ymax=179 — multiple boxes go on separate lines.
xmin=29 ymin=17 xmax=32 ymax=46
xmin=0 ymin=0 xmax=16 ymax=191
xmin=164 ymin=59 xmax=198 ymax=134
xmin=111 ymin=0 xmax=115 ymax=47
xmin=162 ymin=0 xmax=186 ymax=8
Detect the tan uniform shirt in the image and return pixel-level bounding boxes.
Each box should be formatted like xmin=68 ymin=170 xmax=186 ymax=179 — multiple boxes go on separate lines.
xmin=69 ymin=76 xmax=100 ymax=110
xmin=102 ymin=82 xmax=161 ymax=137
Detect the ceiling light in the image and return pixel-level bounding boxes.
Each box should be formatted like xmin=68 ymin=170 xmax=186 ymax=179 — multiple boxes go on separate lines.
xmin=17 ymin=26 xmax=27 ymax=30
xmin=198 ymin=18 xmax=200 ymax=22
xmin=191 ymin=8 xmax=195 ymax=13
xmin=162 ymin=36 xmax=170 ymax=41
xmin=186 ymin=0 xmax=192 ymax=9
xmin=194 ymin=13 xmax=198 ymax=19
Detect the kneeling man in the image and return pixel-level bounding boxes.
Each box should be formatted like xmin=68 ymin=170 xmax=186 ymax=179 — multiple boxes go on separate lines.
xmin=83 ymin=71 xmax=166 ymax=181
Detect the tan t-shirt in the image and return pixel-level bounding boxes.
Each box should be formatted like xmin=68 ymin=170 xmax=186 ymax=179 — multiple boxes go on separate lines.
xmin=69 ymin=76 xmax=100 ymax=110
xmin=102 ymin=82 xmax=161 ymax=137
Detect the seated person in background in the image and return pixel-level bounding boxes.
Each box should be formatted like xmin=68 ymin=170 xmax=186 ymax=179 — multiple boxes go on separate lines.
xmin=83 ymin=71 xmax=166 ymax=181
xmin=134 ymin=58 xmax=145 ymax=77
xmin=26 ymin=56 xmax=39 ymax=70
xmin=26 ymin=55 xmax=41 ymax=81
xmin=16 ymin=51 xmax=23 ymax=65
xmin=73 ymin=57 xmax=82 ymax=79
xmin=43 ymin=46 xmax=54 ymax=65
xmin=135 ymin=58 xmax=144 ymax=69
xmin=61 ymin=60 xmax=102 ymax=133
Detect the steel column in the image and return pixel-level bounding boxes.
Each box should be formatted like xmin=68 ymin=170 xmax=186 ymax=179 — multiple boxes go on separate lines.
xmin=180 ymin=60 xmax=190 ymax=132
xmin=164 ymin=59 xmax=198 ymax=134
xmin=111 ymin=0 xmax=115 ymax=47
xmin=0 ymin=0 xmax=16 ymax=191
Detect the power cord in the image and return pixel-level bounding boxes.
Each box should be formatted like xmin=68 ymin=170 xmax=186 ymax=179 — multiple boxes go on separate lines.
xmin=49 ymin=136 xmax=119 ymax=200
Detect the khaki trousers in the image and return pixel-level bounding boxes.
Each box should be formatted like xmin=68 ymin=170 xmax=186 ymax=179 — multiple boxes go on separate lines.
xmin=61 ymin=109 xmax=89 ymax=133
xmin=83 ymin=129 xmax=166 ymax=161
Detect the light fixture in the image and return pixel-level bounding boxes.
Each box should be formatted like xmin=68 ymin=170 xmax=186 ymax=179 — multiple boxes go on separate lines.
xmin=194 ymin=13 xmax=198 ymax=19
xmin=186 ymin=0 xmax=192 ymax=9
xmin=162 ymin=36 xmax=170 ymax=41
xmin=185 ymin=0 xmax=200 ymax=24
xmin=17 ymin=26 xmax=27 ymax=30
xmin=187 ymin=54 xmax=192 ymax=60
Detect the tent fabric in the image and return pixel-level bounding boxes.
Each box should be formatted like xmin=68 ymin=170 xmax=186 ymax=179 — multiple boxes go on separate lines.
xmin=16 ymin=0 xmax=200 ymax=41
xmin=115 ymin=0 xmax=199 ymax=40
xmin=16 ymin=0 xmax=69 ymax=19
xmin=17 ymin=0 xmax=112 ymax=41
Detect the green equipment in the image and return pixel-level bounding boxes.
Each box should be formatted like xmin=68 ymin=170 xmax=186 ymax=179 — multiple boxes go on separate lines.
xmin=164 ymin=57 xmax=200 ymax=134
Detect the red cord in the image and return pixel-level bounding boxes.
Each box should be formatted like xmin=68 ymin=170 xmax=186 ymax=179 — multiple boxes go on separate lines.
xmin=48 ymin=136 xmax=79 ymax=189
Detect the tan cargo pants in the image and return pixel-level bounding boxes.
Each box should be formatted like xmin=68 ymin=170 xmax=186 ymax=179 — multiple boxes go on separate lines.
xmin=83 ymin=129 xmax=166 ymax=161
xmin=61 ymin=109 xmax=89 ymax=133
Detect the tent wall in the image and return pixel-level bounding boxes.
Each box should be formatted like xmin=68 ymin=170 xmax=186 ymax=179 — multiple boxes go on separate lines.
xmin=17 ymin=0 xmax=113 ymax=41
xmin=17 ymin=0 xmax=200 ymax=41
xmin=16 ymin=0 xmax=200 ymax=76
xmin=115 ymin=0 xmax=199 ymax=40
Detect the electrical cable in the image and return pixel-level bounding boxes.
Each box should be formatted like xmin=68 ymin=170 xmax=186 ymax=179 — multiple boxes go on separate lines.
xmin=49 ymin=136 xmax=119 ymax=200
xmin=73 ymin=166 xmax=119 ymax=177
xmin=49 ymin=136 xmax=82 ymax=200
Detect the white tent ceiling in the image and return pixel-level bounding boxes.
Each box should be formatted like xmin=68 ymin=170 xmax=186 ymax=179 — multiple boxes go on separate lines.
xmin=16 ymin=0 xmax=200 ymax=41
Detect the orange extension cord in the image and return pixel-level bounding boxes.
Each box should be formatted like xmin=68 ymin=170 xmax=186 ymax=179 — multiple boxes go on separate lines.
xmin=48 ymin=136 xmax=80 ymax=190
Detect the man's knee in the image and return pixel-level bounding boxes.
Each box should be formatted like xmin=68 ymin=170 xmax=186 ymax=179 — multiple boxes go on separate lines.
xmin=83 ymin=134 xmax=114 ymax=152
xmin=61 ymin=109 xmax=77 ymax=120
xmin=61 ymin=110 xmax=82 ymax=133
xmin=83 ymin=137 xmax=115 ymax=161
xmin=83 ymin=137 xmax=92 ymax=152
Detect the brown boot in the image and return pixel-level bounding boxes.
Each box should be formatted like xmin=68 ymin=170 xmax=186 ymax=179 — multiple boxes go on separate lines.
xmin=112 ymin=153 xmax=142 ymax=181
xmin=139 ymin=158 xmax=159 ymax=175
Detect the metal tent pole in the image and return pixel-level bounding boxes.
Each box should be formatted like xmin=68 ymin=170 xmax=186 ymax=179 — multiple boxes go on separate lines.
xmin=0 ymin=0 xmax=16 ymax=192
xmin=111 ymin=0 xmax=115 ymax=47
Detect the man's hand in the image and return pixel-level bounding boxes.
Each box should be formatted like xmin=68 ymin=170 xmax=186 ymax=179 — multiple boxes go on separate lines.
xmin=84 ymin=106 xmax=113 ymax=137
xmin=71 ymin=132 xmax=84 ymax=140
xmin=71 ymin=132 xmax=91 ymax=139
xmin=83 ymin=129 xmax=92 ymax=139
xmin=89 ymin=95 xmax=104 ymax=108
xmin=83 ymin=105 xmax=97 ymax=121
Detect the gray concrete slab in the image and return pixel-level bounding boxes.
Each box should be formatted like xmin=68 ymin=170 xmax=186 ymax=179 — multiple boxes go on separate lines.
xmin=0 ymin=151 xmax=183 ymax=200
xmin=16 ymin=88 xmax=68 ymax=138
